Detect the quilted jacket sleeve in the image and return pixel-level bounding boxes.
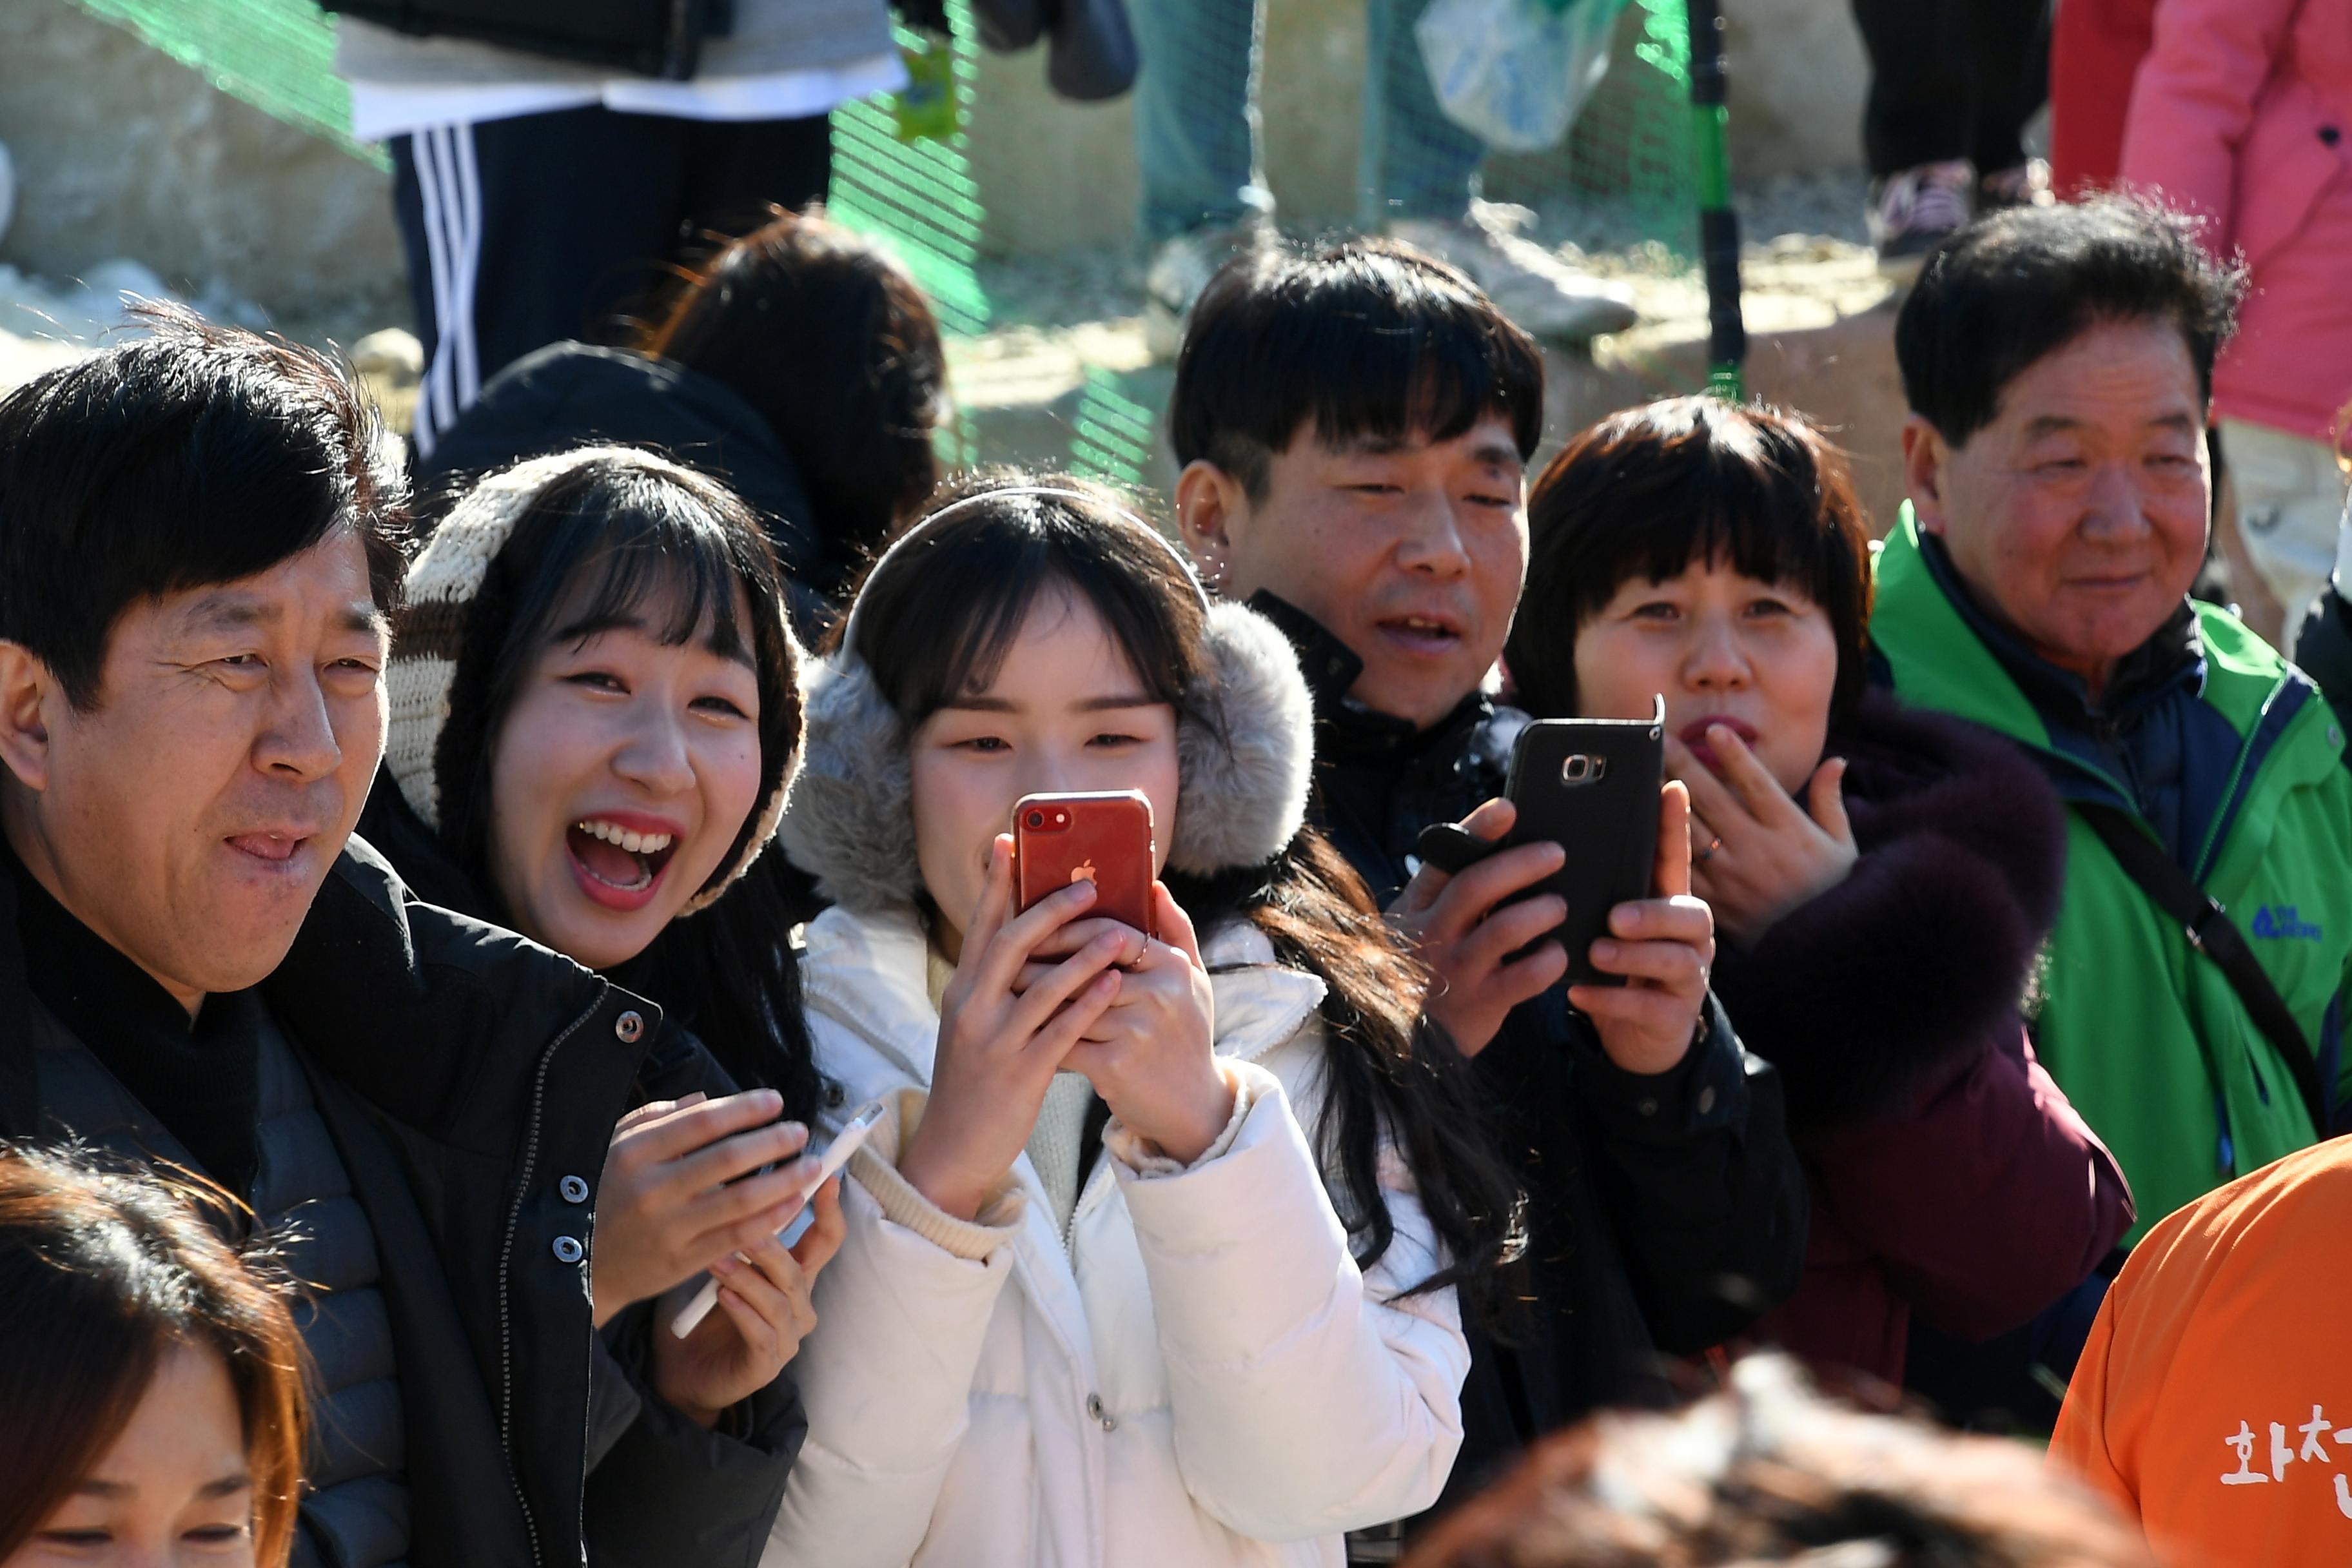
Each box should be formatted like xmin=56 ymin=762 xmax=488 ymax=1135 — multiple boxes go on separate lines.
xmin=1113 ymin=1059 xmax=1471 ymax=1542
xmin=763 ymin=1090 xmax=1024 ymax=1568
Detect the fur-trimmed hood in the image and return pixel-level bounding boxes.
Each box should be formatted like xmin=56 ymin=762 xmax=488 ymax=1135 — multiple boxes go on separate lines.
xmin=779 ymin=594 xmax=1315 ymax=912
xmin=1708 ymin=689 xmax=2068 ymax=1138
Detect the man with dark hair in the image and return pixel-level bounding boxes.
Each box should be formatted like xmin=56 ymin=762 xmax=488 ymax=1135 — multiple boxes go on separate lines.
xmin=0 ymin=307 xmax=810 ymax=1568
xmin=1171 ymin=240 xmax=1806 ymax=1548
xmin=1874 ymin=195 xmax=2352 ymax=1247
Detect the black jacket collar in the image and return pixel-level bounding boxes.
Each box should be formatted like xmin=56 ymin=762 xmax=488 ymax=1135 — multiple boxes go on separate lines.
xmin=1245 ymin=589 xmax=1496 ymax=765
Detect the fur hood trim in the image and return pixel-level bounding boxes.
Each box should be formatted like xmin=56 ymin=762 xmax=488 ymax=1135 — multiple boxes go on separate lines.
xmin=779 ymin=598 xmax=1313 ymax=912
xmin=1708 ymin=689 xmax=2068 ymax=1138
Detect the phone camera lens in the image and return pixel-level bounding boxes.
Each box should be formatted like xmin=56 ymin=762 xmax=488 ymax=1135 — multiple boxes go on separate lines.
xmin=1026 ymin=810 xmax=1045 ymax=828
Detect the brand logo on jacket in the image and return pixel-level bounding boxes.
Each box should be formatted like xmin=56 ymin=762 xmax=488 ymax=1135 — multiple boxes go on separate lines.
xmin=2252 ymin=905 xmax=2324 ymax=942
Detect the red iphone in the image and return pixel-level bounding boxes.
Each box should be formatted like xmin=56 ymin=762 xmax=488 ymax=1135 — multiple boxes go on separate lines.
xmin=1014 ymin=790 xmax=1157 ymax=937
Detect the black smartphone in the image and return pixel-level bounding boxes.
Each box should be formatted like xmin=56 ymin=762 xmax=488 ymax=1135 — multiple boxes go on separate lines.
xmin=1416 ymin=698 xmax=1665 ymax=988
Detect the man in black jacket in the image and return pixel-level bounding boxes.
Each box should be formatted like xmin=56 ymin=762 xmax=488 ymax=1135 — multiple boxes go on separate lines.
xmin=0 ymin=308 xmax=808 ymax=1567
xmin=1168 ymin=240 xmax=1808 ymax=1526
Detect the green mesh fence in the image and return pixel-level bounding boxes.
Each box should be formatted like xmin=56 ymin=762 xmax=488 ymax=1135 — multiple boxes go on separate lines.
xmin=65 ymin=0 xmax=384 ymax=168
xmin=54 ymin=0 xmax=992 ymax=328
xmin=1482 ymin=0 xmax=1698 ymax=253
xmin=56 ymin=0 xmax=1712 ymax=476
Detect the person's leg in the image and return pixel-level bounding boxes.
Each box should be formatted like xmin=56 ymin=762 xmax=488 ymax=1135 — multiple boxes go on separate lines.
xmin=1848 ymin=0 xmax=1969 ymax=176
xmin=2048 ymin=0 xmax=2158 ymax=196
xmin=1360 ymin=0 xmax=1485 ymax=226
xmin=390 ymin=106 xmax=687 ymax=458
xmin=1129 ymin=0 xmax=1268 ymax=241
xmin=680 ymin=113 xmax=834 ymax=237
xmin=1848 ymin=0 xmax=1975 ymax=275
xmin=1960 ymin=0 xmax=2051 ymax=186
xmin=2219 ymin=418 xmax=2351 ymax=654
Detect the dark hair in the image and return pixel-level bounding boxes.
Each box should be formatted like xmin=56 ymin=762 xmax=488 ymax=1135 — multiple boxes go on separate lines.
xmin=0 ymin=1144 xmax=309 ymax=1567
xmin=1508 ymin=397 xmax=1876 ymax=729
xmin=0 ymin=302 xmax=407 ymax=710
xmin=640 ymin=206 xmax=946 ymax=560
xmin=1897 ymin=194 xmax=2247 ymax=449
xmin=1400 ymin=1355 xmax=2150 ymax=1568
xmin=423 ymin=452 xmax=820 ymax=1115
xmin=841 ymin=474 xmax=1524 ymax=1317
xmin=1171 ymin=238 xmax=1545 ymax=499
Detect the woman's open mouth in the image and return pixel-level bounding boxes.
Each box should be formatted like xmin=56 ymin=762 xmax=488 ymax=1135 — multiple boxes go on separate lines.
xmin=565 ymin=818 xmax=682 ymax=911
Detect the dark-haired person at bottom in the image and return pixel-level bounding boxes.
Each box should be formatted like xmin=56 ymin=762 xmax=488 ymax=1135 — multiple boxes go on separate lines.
xmin=1169 ymin=239 xmax=1809 ymax=1542
xmin=1509 ymin=395 xmax=2131 ymax=1396
xmin=0 ymin=309 xmax=816 ymax=1568
xmin=1876 ymin=198 xmax=2352 ymax=1307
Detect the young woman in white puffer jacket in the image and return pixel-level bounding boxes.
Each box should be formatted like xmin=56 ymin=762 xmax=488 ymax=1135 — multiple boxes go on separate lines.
xmin=762 ymin=477 xmax=1525 ymax=1568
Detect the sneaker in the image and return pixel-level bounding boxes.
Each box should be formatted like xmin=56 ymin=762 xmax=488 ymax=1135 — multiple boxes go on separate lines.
xmin=1389 ymin=202 xmax=1638 ymax=343
xmin=1144 ymin=222 xmax=1266 ymax=361
xmin=1868 ymin=159 xmax=1974 ymax=282
xmin=1979 ymin=158 xmax=2055 ymax=213
xmin=0 ymin=141 xmax=14 ymax=251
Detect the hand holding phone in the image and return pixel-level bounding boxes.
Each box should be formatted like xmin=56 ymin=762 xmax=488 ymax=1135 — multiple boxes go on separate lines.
xmin=897 ymin=837 xmax=1132 ymax=1222
xmin=671 ymin=1099 xmax=888 ymax=1339
xmin=1015 ymin=791 xmax=1156 ymax=938
xmin=589 ymin=1089 xmax=816 ymax=1329
xmin=1058 ymin=883 xmax=1230 ymax=1164
xmin=1393 ymin=798 xmax=1571 ymax=1059
xmin=1566 ymin=779 xmax=1716 ymax=1075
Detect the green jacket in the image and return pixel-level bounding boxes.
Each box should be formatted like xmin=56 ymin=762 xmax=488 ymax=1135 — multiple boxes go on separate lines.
xmin=1872 ymin=515 xmax=2352 ymax=1240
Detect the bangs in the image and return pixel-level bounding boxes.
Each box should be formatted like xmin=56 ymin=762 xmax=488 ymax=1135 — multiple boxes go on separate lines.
xmin=850 ymin=485 xmax=1201 ymax=724
xmin=1300 ymin=323 xmax=1525 ymax=455
xmin=1511 ymin=398 xmax=1875 ymax=725
xmin=526 ymin=466 xmax=767 ymax=661
xmin=1570 ymin=411 xmax=1859 ymax=623
xmin=1173 ymin=240 xmax=1545 ymax=489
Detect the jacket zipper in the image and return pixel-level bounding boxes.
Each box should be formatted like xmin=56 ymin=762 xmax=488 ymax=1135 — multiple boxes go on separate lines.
xmin=2190 ymin=672 xmax=2299 ymax=883
xmin=496 ymin=983 xmax=609 ymax=1568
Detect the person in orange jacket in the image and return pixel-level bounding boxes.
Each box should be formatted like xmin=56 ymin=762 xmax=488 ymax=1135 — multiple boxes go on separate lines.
xmin=2052 ymin=1138 xmax=2352 ymax=1565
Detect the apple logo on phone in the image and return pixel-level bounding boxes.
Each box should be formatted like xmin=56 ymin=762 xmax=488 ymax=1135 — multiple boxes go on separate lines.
xmin=1071 ymin=861 xmax=1096 ymax=885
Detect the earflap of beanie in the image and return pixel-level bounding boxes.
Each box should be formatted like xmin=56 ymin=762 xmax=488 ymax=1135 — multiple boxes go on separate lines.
xmin=776 ymin=652 xmax=925 ymax=912
xmin=678 ymin=598 xmax=808 ymax=916
xmin=384 ymin=447 xmax=638 ymax=832
xmin=1168 ymin=600 xmax=1315 ymax=876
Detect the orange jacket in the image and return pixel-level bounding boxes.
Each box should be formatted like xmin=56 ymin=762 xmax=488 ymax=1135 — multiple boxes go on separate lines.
xmin=2051 ymin=1139 xmax=2352 ymax=1566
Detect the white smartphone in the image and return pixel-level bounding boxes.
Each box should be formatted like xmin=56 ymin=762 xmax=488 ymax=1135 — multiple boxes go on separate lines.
xmin=668 ymin=1098 xmax=888 ymax=1340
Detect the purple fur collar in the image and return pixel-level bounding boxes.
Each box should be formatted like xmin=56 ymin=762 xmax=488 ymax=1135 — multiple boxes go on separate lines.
xmin=1707 ymin=688 xmax=2065 ymax=1137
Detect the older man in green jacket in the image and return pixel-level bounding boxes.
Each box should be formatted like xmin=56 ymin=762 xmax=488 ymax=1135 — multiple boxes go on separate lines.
xmin=1870 ymin=195 xmax=2352 ymax=1244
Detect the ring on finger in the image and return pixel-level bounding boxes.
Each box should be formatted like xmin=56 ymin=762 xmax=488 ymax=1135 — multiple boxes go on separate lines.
xmin=1695 ymin=836 xmax=1723 ymax=864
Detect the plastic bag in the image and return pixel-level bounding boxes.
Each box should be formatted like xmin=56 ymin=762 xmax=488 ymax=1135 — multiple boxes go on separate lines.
xmin=1415 ymin=0 xmax=1630 ymax=153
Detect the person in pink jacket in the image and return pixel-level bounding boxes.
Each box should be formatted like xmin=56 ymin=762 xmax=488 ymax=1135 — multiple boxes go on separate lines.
xmin=2122 ymin=0 xmax=2352 ymax=649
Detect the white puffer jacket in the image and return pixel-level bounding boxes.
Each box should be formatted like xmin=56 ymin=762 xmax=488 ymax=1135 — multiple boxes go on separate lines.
xmin=764 ymin=903 xmax=1470 ymax=1568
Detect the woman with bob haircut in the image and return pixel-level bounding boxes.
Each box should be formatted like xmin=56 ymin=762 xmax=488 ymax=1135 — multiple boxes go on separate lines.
xmin=767 ymin=474 xmax=1524 ymax=1566
xmin=359 ymin=445 xmax=844 ymax=1521
xmin=1506 ymin=397 xmax=2133 ymax=1398
xmin=0 ymin=1144 xmax=307 ymax=1568
xmin=419 ymin=206 xmax=948 ymax=640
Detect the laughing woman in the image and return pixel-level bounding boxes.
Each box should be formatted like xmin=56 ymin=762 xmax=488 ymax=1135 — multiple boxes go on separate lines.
xmin=359 ymin=445 xmax=843 ymax=1553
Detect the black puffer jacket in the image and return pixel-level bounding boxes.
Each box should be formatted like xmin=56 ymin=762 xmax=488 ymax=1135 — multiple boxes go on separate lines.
xmin=0 ymin=839 xmax=796 ymax=1568
xmin=1251 ymin=595 xmax=1810 ymax=1520
xmin=415 ymin=342 xmax=850 ymax=644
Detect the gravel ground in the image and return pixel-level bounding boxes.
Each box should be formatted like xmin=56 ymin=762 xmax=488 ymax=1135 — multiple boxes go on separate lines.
xmin=967 ymin=167 xmax=1875 ymax=330
xmin=3 ymin=167 xmax=1881 ymax=416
